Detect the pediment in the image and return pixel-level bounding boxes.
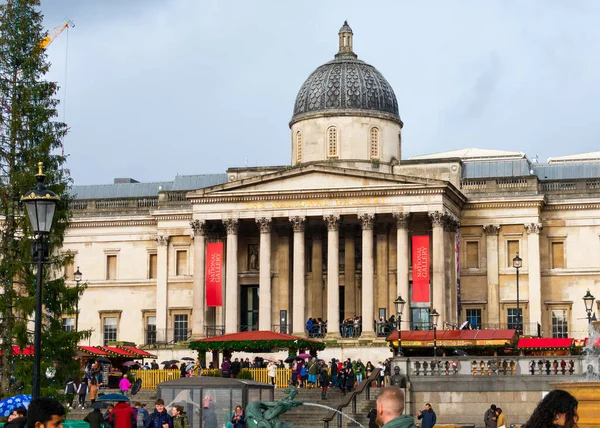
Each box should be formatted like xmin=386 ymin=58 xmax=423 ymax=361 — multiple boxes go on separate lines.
xmin=192 ymin=165 xmax=448 ymax=197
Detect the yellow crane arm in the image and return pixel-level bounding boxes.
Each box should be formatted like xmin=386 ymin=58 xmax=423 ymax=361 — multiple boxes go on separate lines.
xmin=40 ymin=19 xmax=74 ymax=49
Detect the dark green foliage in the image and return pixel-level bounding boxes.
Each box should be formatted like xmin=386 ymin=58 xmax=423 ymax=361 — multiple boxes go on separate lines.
xmin=0 ymin=0 xmax=87 ymax=396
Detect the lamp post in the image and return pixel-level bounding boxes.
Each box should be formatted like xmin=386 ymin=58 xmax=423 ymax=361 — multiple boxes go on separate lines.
xmin=21 ymin=162 xmax=60 ymax=399
xmin=583 ymin=290 xmax=595 ymax=325
xmin=512 ymin=253 xmax=523 ymax=334
xmin=430 ymin=308 xmax=440 ymax=362
xmin=394 ymin=295 xmax=406 ymax=356
xmin=73 ymin=267 xmax=82 ymax=332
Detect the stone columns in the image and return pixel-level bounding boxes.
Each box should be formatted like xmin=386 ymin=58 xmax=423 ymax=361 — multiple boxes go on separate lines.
xmin=324 ymin=214 xmax=341 ymax=339
xmin=483 ymin=225 xmax=500 ymax=327
xmin=155 ymin=234 xmax=169 ymax=342
xmin=190 ymin=220 xmax=206 ymax=338
xmin=224 ymin=219 xmax=239 ymax=334
xmin=393 ymin=213 xmax=411 ymax=308
xmin=359 ymin=213 xmax=375 ymax=337
xmin=290 ymin=216 xmax=306 ymax=336
xmin=429 ymin=211 xmax=445 ymax=321
xmin=526 ymin=223 xmax=543 ymax=330
xmin=257 ymin=217 xmax=272 ymax=331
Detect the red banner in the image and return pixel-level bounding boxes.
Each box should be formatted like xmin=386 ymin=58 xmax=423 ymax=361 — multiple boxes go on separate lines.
xmin=412 ymin=236 xmax=430 ymax=303
xmin=206 ymin=242 xmax=223 ymax=307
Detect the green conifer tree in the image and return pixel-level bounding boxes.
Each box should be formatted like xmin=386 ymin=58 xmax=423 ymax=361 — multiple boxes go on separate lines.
xmin=0 ymin=0 xmax=86 ymax=395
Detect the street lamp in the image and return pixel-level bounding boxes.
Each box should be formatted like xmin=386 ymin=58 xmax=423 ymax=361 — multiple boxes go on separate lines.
xmin=21 ymin=162 xmax=60 ymax=399
xmin=430 ymin=308 xmax=440 ymax=362
xmin=512 ymin=253 xmax=523 ymax=334
xmin=583 ymin=290 xmax=595 ymax=325
xmin=394 ymin=295 xmax=406 ymax=356
xmin=73 ymin=267 xmax=82 ymax=332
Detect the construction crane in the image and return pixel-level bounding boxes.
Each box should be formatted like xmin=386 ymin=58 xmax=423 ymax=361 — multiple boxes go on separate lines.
xmin=40 ymin=19 xmax=74 ymax=49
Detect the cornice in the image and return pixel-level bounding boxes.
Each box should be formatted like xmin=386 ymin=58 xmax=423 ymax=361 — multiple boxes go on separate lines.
xmin=69 ymin=219 xmax=157 ymax=228
xmin=544 ymin=203 xmax=600 ymax=211
xmin=152 ymin=213 xmax=192 ymax=221
xmin=464 ymin=201 xmax=544 ymax=210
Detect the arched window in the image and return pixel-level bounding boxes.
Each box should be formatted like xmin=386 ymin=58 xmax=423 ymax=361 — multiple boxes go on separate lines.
xmin=370 ymin=127 xmax=380 ymax=159
xmin=296 ymin=131 xmax=303 ymax=163
xmin=327 ymin=126 xmax=338 ymax=158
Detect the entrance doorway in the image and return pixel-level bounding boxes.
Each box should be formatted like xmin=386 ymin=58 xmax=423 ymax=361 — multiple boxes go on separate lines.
xmin=240 ymin=285 xmax=259 ymax=331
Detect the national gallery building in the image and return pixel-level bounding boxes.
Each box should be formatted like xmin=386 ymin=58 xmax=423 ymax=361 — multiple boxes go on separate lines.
xmin=63 ymin=23 xmax=600 ymax=350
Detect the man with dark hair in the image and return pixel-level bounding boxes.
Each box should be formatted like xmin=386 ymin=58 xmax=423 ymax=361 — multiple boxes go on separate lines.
xmin=27 ymin=397 xmax=66 ymax=428
xmin=417 ymin=403 xmax=436 ymax=428
xmin=484 ymin=404 xmax=497 ymax=428
xmin=5 ymin=407 xmax=27 ymax=428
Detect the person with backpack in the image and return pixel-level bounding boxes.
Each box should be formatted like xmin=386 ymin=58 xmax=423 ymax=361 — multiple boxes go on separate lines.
xmin=171 ymin=405 xmax=189 ymax=428
xmin=135 ymin=402 xmax=149 ymax=428
xmin=77 ymin=379 xmax=88 ymax=409
xmin=109 ymin=400 xmax=136 ymax=428
xmin=64 ymin=378 xmax=76 ymax=409
xmin=84 ymin=408 xmax=105 ymax=428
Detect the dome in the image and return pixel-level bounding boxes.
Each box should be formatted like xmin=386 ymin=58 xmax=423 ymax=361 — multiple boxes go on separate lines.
xmin=291 ymin=22 xmax=402 ymax=126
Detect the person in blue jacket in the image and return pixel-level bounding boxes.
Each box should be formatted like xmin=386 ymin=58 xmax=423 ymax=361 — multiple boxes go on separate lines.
xmin=417 ymin=403 xmax=436 ymax=428
xmin=145 ymin=399 xmax=173 ymax=428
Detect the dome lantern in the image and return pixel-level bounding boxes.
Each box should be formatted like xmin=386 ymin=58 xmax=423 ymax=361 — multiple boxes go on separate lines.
xmin=336 ymin=20 xmax=357 ymax=59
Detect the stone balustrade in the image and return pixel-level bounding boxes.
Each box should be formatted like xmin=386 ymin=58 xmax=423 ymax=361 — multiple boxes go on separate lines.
xmin=404 ymin=356 xmax=585 ymax=377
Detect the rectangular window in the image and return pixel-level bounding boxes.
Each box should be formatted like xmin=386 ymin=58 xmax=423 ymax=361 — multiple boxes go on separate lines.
xmin=551 ymin=309 xmax=568 ymax=338
xmin=507 ymin=240 xmax=519 ymax=267
xmin=146 ymin=316 xmax=156 ymax=345
xmin=106 ymin=255 xmax=117 ymax=280
xmin=466 ymin=241 xmax=479 ymax=269
xmin=173 ymin=314 xmax=189 ymax=342
xmin=149 ymin=254 xmax=157 ymax=279
xmin=507 ymin=308 xmax=522 ymax=331
xmin=62 ymin=318 xmax=74 ymax=332
xmin=465 ymin=309 xmax=482 ymax=329
xmin=103 ymin=317 xmax=117 ymax=345
xmin=410 ymin=308 xmax=430 ymax=331
xmin=176 ymin=250 xmax=188 ymax=276
xmin=551 ymin=242 xmax=565 ymax=269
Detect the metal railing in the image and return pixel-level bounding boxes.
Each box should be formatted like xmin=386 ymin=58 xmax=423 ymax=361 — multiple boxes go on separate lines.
xmin=340 ymin=322 xmax=362 ymax=338
xmin=143 ymin=328 xmax=192 ymax=346
xmin=271 ymin=324 xmax=292 ymax=334
xmin=205 ymin=325 xmax=225 ymax=337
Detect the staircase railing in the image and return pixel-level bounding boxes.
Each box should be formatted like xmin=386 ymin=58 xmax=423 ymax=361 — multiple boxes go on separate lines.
xmin=321 ymin=368 xmax=381 ymax=428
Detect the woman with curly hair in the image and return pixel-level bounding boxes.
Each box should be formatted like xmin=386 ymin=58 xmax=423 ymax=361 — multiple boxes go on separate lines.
xmin=523 ymin=389 xmax=578 ymax=428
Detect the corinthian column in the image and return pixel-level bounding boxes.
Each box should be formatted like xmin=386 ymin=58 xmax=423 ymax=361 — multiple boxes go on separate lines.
xmin=360 ymin=213 xmax=375 ymax=337
xmin=224 ymin=219 xmax=239 ymax=334
xmin=155 ymin=234 xmax=169 ymax=342
xmin=429 ymin=211 xmax=445 ymax=322
xmin=257 ymin=217 xmax=272 ymax=331
xmin=526 ymin=223 xmax=543 ymax=332
xmin=393 ymin=213 xmax=411 ymax=311
xmin=324 ymin=214 xmax=341 ymax=339
xmin=483 ymin=225 xmax=500 ymax=327
xmin=290 ymin=216 xmax=307 ymax=336
xmin=190 ymin=220 xmax=206 ymax=338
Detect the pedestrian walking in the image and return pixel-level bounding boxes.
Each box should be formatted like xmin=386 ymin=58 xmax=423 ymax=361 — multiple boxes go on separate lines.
xmin=345 ymin=367 xmax=355 ymax=393
xmin=267 ymin=361 xmax=277 ymax=387
xmin=417 ymin=403 xmax=436 ymax=428
xmin=109 ymin=400 xmax=135 ymax=428
xmin=319 ymin=367 xmax=329 ymax=400
xmin=64 ymin=378 xmax=76 ymax=409
xmin=119 ymin=374 xmax=131 ymax=396
xmin=135 ymin=403 xmax=149 ymax=428
xmin=77 ymin=378 xmax=88 ymax=409
xmin=84 ymin=408 xmax=104 ymax=428
xmin=89 ymin=379 xmax=99 ymax=404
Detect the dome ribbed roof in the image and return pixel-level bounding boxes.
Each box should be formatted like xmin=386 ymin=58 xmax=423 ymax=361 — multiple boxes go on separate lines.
xmin=291 ymin=22 xmax=401 ymax=126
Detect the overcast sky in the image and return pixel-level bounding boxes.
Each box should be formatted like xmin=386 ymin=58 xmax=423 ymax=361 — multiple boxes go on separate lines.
xmin=41 ymin=0 xmax=600 ymax=185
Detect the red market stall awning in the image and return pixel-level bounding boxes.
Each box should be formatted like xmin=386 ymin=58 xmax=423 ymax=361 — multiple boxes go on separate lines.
xmin=517 ymin=338 xmax=573 ymax=350
xmin=77 ymin=346 xmax=110 ymax=357
xmin=0 ymin=346 xmax=34 ymax=356
xmin=118 ymin=346 xmax=157 ymax=359
xmin=100 ymin=346 xmax=137 ymax=358
xmin=387 ymin=329 xmax=517 ymax=347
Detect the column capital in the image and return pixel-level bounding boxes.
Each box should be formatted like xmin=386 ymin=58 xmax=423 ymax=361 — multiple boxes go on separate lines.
xmin=223 ymin=219 xmax=239 ymax=235
xmin=289 ymin=216 xmax=306 ymax=233
xmin=393 ymin=213 xmax=411 ymax=229
xmin=443 ymin=215 xmax=460 ymax=232
xmin=256 ymin=217 xmax=272 ymax=233
xmin=525 ymin=223 xmax=543 ymax=234
xmin=358 ymin=213 xmax=374 ymax=230
xmin=324 ymin=214 xmax=340 ymax=231
xmin=190 ymin=219 xmax=207 ymax=237
xmin=155 ymin=235 xmax=169 ymax=246
xmin=428 ymin=210 xmax=445 ymax=227
xmin=483 ymin=224 xmax=500 ymax=236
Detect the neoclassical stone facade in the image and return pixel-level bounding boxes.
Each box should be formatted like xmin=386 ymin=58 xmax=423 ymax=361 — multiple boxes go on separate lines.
xmin=56 ymin=23 xmax=600 ymax=349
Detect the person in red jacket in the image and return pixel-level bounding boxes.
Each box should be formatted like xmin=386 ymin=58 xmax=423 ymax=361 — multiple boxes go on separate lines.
xmin=109 ymin=400 xmax=135 ymax=428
